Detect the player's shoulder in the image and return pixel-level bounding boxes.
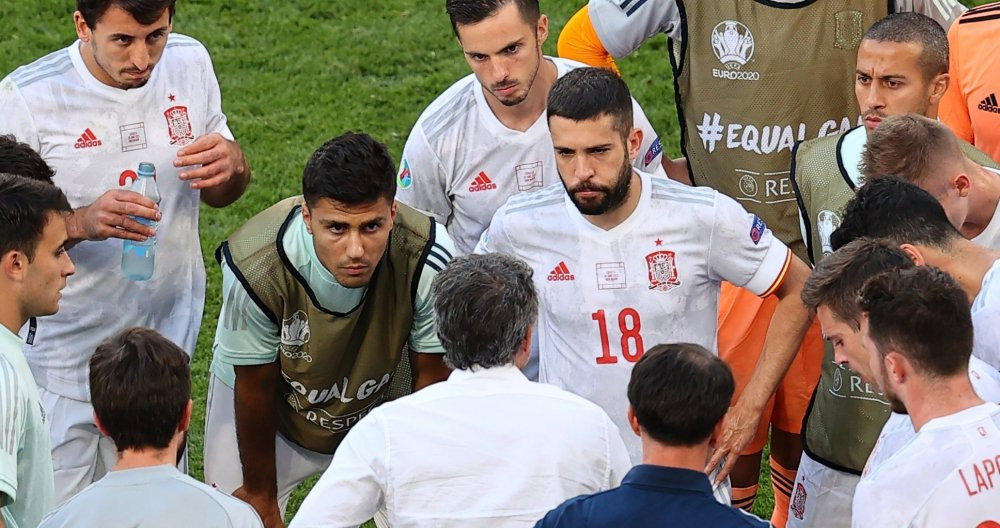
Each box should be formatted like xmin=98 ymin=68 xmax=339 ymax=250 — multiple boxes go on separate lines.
xmin=167 ymin=472 xmax=264 ymax=523
xmin=165 ymin=33 xmax=210 ymax=53
xmin=162 ymin=33 xmax=214 ymax=65
xmin=649 ymin=176 xmax=718 ymax=208
xmin=495 ymin=182 xmax=566 ymax=220
xmin=6 ymin=47 xmax=74 ymax=90
xmin=412 ymin=73 xmax=479 ymax=146
xmin=956 ymin=2 xmax=1000 ymax=26
xmin=422 ymin=221 xmax=456 ymax=273
xmin=551 ymin=55 xmax=592 ymax=75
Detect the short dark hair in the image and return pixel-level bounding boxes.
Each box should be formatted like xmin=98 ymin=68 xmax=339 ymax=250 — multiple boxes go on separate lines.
xmin=77 ymin=0 xmax=176 ymax=28
xmin=547 ymin=67 xmax=633 ymax=141
xmin=0 ymin=135 xmax=55 ymax=183
xmin=445 ymin=0 xmax=540 ymax=37
xmin=861 ymin=114 xmax=964 ymax=187
xmin=432 ymin=253 xmax=538 ymax=370
xmin=302 ymin=132 xmax=397 ymax=208
xmin=801 ymin=238 xmax=913 ymax=329
xmin=864 ymin=12 xmax=949 ymax=80
xmin=89 ymin=328 xmax=190 ymax=451
xmin=830 ymin=177 xmax=961 ymax=251
xmin=628 ymin=343 xmax=734 ymax=446
xmin=859 ymin=266 xmax=972 ymax=378
xmin=0 ymin=174 xmax=71 ymax=261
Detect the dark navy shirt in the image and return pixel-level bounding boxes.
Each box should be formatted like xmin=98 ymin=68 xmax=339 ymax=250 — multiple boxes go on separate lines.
xmin=535 ymin=464 xmax=771 ymax=527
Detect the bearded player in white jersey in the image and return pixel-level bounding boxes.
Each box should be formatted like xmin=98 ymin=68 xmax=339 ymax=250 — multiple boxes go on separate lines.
xmin=476 ymin=67 xmax=812 ymax=494
xmin=397 ymin=0 xmax=671 ymax=257
xmin=0 ymin=0 xmax=249 ymax=503
xmin=850 ymin=266 xmax=1000 ymax=527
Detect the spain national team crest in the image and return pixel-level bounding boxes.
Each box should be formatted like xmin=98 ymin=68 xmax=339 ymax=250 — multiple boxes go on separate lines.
xmin=645 ymin=250 xmax=680 ymax=291
xmin=163 ymin=105 xmax=194 ymax=146
xmin=791 ymin=482 xmax=807 ymax=520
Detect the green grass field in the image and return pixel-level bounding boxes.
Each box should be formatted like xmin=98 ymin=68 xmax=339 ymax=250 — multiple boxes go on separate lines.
xmin=0 ymin=0 xmax=990 ymax=524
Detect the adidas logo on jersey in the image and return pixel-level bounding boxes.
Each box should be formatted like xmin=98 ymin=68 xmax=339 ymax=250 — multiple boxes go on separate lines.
xmin=74 ymin=128 xmax=103 ymax=149
xmin=468 ymin=171 xmax=497 ymax=192
xmin=979 ymin=93 xmax=999 ymax=114
xmin=547 ymin=261 xmax=575 ymax=281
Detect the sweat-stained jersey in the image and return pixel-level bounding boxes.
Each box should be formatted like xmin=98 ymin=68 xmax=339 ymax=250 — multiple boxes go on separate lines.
xmin=475 ymin=170 xmax=791 ymax=463
xmin=397 ymin=56 xmax=666 ymax=255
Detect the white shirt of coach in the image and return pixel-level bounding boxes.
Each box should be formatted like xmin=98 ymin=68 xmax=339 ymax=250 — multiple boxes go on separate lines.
xmin=290 ymin=364 xmax=631 ymax=527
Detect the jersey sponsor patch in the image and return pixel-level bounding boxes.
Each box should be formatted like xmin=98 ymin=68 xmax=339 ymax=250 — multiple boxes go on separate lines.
xmin=164 ymin=105 xmax=194 ymax=146
xmin=468 ymin=171 xmax=497 ymax=193
xmin=515 ymin=161 xmax=544 ymax=191
xmin=750 ymin=215 xmax=766 ymax=245
xmin=74 ymin=128 xmax=102 ymax=149
xmin=119 ymin=122 xmax=148 ymax=152
xmin=645 ymin=251 xmax=680 ymax=292
xmin=547 ymin=261 xmax=575 ymax=281
xmin=596 ymin=262 xmax=626 ymax=290
xmin=398 ymin=159 xmax=413 ymax=189
xmin=643 ymin=137 xmax=663 ymax=167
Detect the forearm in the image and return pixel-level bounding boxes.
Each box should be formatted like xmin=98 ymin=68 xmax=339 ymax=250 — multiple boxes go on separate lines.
xmin=201 ymin=140 xmax=251 ymax=208
xmin=663 ymin=157 xmax=691 ymax=186
xmin=410 ymin=350 xmax=450 ymax=391
xmin=234 ymin=362 xmax=280 ymax=496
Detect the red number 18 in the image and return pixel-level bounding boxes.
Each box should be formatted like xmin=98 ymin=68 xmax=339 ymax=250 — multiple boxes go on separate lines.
xmin=592 ymin=308 xmax=645 ymax=365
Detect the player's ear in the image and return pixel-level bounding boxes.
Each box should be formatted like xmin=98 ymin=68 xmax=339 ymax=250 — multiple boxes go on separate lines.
xmin=1 ymin=250 xmax=27 ymax=282
xmin=513 ymin=326 xmax=533 ymax=368
xmin=884 ymin=352 xmax=907 ymax=384
xmin=301 ymin=203 xmax=314 ymax=235
xmin=627 ymin=128 xmax=643 ymax=163
xmin=536 ymin=14 xmax=549 ymax=46
xmin=955 ymin=173 xmax=971 ymax=198
xmin=929 ymin=73 xmax=949 ymax=104
xmin=899 ymin=244 xmax=925 ymax=266
xmin=627 ymin=406 xmax=641 ymax=437
xmin=73 ymin=11 xmax=91 ymax=43
xmin=178 ymin=400 xmax=193 ymax=433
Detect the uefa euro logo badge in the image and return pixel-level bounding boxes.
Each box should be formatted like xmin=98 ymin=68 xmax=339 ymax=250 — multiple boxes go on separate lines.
xmin=711 ymin=20 xmax=754 ymax=70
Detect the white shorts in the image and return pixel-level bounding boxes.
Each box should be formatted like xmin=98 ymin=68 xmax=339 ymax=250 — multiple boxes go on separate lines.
xmin=786 ymin=451 xmax=859 ymax=528
xmin=39 ymin=386 xmax=117 ymax=505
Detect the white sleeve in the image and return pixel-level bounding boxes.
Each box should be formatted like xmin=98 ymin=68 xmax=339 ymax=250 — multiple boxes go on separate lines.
xmin=895 ymin=0 xmax=966 ymax=29
xmin=0 ymin=76 xmax=42 ymax=151
xmin=288 ymin=411 xmax=388 ymax=528
xmin=972 ymin=305 xmax=1000 ymax=372
xmin=211 ymin=260 xmax=281 ymax=368
xmin=707 ymin=194 xmax=791 ymax=296
xmin=395 ymin=126 xmax=453 ymax=225
xmin=0 ymin=361 xmax=24 ymax=506
xmin=472 ymin=206 xmax=516 ymax=255
xmin=408 ymin=222 xmax=455 ymax=354
xmin=630 ymin=97 xmax=666 ymax=178
xmin=605 ymin=416 xmax=633 ymax=488
xmin=588 ymin=0 xmax=682 ymax=58
xmin=198 ymin=46 xmax=234 ymax=141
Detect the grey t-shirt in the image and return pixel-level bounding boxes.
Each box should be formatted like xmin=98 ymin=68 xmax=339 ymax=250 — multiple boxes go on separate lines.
xmin=39 ymin=465 xmax=262 ymax=528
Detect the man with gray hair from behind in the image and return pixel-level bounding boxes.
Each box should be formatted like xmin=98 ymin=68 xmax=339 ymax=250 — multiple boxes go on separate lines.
xmin=290 ymin=253 xmax=631 ymax=528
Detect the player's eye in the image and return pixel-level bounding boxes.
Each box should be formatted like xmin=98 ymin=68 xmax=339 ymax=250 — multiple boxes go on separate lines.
xmin=148 ymin=31 xmax=166 ymax=41
xmin=114 ymin=36 xmax=132 ymax=45
xmin=470 ymin=54 xmax=487 ymax=62
xmin=555 ymin=149 xmax=574 ymax=158
xmin=362 ymin=222 xmax=382 ymax=233
xmin=503 ymin=45 xmax=520 ymax=55
xmin=885 ymin=80 xmax=900 ymax=89
xmin=856 ymin=74 xmax=870 ymax=84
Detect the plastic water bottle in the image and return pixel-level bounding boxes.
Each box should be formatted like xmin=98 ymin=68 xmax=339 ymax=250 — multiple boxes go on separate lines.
xmin=121 ymin=162 xmax=161 ymax=281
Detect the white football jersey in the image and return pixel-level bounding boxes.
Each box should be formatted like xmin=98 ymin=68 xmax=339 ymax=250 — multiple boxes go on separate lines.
xmin=0 ymin=34 xmax=232 ymax=400
xmin=396 ymin=56 xmax=666 ymax=255
xmin=476 ymin=170 xmax=790 ymax=462
xmin=854 ymin=403 xmax=1000 ymax=528
xmin=972 ymin=259 xmax=1000 ymax=372
xmin=587 ymin=0 xmax=965 ymax=59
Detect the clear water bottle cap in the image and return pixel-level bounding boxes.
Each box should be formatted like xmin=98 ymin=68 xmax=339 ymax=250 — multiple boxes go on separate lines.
xmin=138 ymin=162 xmax=156 ymax=178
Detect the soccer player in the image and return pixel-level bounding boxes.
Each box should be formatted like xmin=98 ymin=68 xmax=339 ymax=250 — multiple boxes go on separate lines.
xmin=0 ymin=0 xmax=250 ymax=502
xmin=39 ymin=328 xmax=262 ymax=527
xmin=832 ymin=177 xmax=1000 ymax=371
xmin=476 ymin=67 xmax=812 ymax=497
xmin=557 ymin=3 xmax=966 ymax=522
xmin=940 ymin=2 xmax=1000 ymax=164
xmin=852 ymin=266 xmax=1000 ymax=527
xmin=536 ymin=344 xmax=770 ymax=528
xmin=290 ymin=253 xmax=630 ymax=527
xmin=397 ymin=0 xmax=669 ymax=256
xmin=0 ymin=175 xmax=74 ymax=528
xmin=205 ymin=132 xmax=455 ymax=528
xmin=861 ymin=114 xmax=1000 ymax=247
xmin=787 ymin=14 xmax=999 ymax=525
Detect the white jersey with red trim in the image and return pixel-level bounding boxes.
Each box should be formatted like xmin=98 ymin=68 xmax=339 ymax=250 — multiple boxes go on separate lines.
xmin=396 ymin=56 xmax=666 ymax=255
xmin=0 ymin=34 xmax=232 ymax=400
xmin=853 ymin=403 xmax=1000 ymax=528
xmin=475 ymin=170 xmax=790 ymax=462
xmin=587 ymin=0 xmax=966 ymax=59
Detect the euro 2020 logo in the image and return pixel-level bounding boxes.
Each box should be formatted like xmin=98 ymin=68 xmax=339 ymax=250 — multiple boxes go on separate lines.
xmin=712 ymin=20 xmax=755 ymax=70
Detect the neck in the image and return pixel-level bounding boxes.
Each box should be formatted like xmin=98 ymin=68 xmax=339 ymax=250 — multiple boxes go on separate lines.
xmin=963 ymin=164 xmax=1000 ymax=239
xmin=112 ymin=433 xmax=182 ymax=471
xmin=484 ymin=56 xmax=557 ymax=132
xmin=0 ymin=296 xmax=28 ymax=338
xmin=640 ymin=433 xmax=711 ymax=472
xmin=585 ymin=171 xmax=643 ymax=231
xmin=930 ymin=242 xmax=1000 ymax=303
xmin=905 ymin=374 xmax=984 ymax=432
xmin=77 ymin=41 xmax=117 ymax=89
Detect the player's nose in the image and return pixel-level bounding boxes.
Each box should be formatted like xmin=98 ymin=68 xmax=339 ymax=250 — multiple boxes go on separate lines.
xmin=130 ymin=43 xmax=151 ymax=71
